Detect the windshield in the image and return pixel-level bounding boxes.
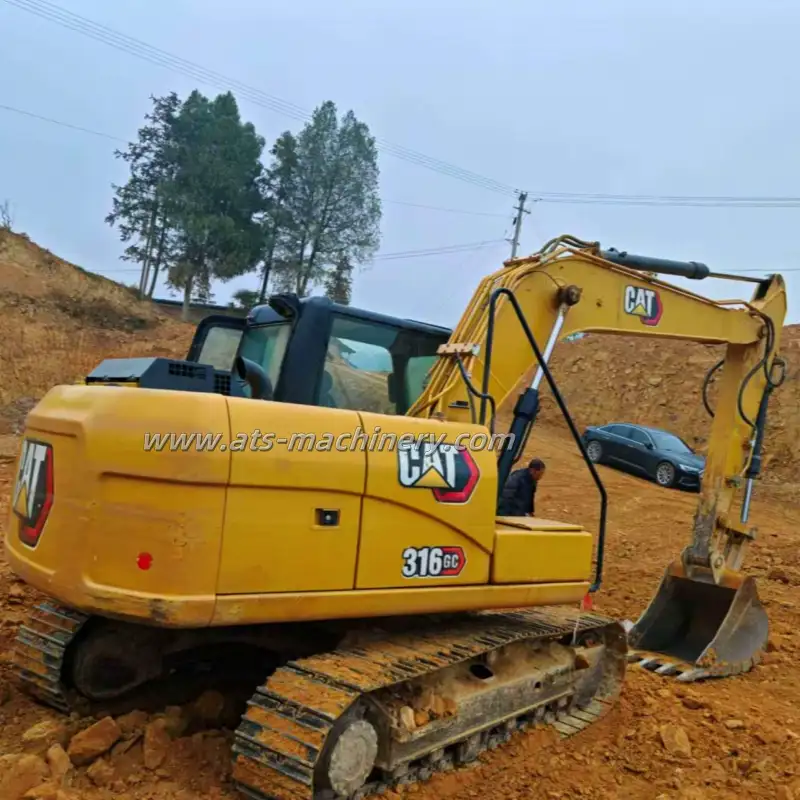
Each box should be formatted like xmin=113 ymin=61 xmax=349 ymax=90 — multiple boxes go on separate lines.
xmin=651 ymin=431 xmax=693 ymax=454
xmin=319 ymin=314 xmax=445 ymax=414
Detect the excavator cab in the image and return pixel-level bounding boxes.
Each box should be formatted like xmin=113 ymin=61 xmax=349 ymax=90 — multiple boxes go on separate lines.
xmin=83 ymin=293 xmax=452 ymax=419
xmin=184 ymin=293 xmax=452 ymax=414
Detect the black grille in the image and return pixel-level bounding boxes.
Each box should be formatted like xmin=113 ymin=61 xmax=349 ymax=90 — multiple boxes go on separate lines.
xmin=214 ymin=373 xmax=232 ymax=395
xmin=168 ymin=362 xmax=208 ymax=380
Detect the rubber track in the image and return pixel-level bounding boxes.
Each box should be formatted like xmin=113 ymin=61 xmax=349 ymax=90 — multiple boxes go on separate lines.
xmin=231 ymin=606 xmax=621 ymax=800
xmin=11 ymin=601 xmax=90 ymax=713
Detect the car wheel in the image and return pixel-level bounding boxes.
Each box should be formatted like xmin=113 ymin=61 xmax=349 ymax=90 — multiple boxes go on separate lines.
xmin=655 ymin=461 xmax=676 ymax=488
xmin=586 ymin=440 xmax=603 ymax=463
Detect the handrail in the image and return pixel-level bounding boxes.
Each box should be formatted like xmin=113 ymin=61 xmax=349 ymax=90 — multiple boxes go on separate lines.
xmin=480 ymin=287 xmax=609 ymax=593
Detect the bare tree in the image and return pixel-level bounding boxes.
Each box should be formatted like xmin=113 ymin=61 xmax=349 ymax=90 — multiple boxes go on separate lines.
xmin=0 ymin=200 xmax=14 ymax=231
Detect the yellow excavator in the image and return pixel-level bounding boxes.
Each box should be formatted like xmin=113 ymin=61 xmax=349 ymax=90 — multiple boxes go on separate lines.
xmin=5 ymin=235 xmax=786 ymax=799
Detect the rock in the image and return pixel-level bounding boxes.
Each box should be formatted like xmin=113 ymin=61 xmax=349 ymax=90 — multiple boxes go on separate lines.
xmin=725 ymin=719 xmax=745 ymax=730
xmin=768 ymin=567 xmax=791 ymax=584
xmin=413 ymin=710 xmax=429 ymax=728
xmin=111 ymin=735 xmax=141 ymax=756
xmin=115 ymin=710 xmax=149 ymax=738
xmin=190 ymin=690 xmax=226 ymax=727
xmin=45 ymin=745 xmax=71 ymax=785
xmin=161 ymin=706 xmax=188 ymax=738
xmin=431 ymin=695 xmax=446 ymax=718
xmin=753 ymin=725 xmax=784 ymax=745
xmin=143 ymin=719 xmax=171 ymax=770
xmin=22 ymin=720 xmax=68 ymax=752
xmin=678 ymin=691 xmax=707 ymax=711
xmin=0 ymin=754 xmax=50 ymax=800
xmin=22 ymin=783 xmax=58 ymax=800
xmin=648 ymin=376 xmax=663 ymax=387
xmin=679 ymin=790 xmax=706 ymax=800
xmin=776 ymin=786 xmax=794 ymax=800
xmin=659 ymin=724 xmax=692 ymax=759
xmin=66 ymin=716 xmax=122 ymax=766
xmin=398 ymin=706 xmax=415 ymax=731
xmin=8 ymin=584 xmax=26 ymax=602
xmin=415 ymin=688 xmax=435 ymax=713
xmin=86 ymin=758 xmax=114 ymax=787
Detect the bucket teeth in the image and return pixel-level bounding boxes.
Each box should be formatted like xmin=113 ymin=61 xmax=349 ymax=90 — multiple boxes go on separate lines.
xmin=625 ymin=567 xmax=768 ymax=683
xmin=675 ymin=668 xmax=711 ymax=683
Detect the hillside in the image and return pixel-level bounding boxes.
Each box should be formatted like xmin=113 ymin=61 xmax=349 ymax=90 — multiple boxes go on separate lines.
xmin=2 ymin=227 xmax=798 ymax=487
xmin=0 ymin=230 xmax=195 ymax=449
xmin=542 ymin=326 xmax=800 ymax=484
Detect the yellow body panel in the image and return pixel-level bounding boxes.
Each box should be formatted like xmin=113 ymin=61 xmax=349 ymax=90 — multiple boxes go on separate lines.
xmin=492 ymin=518 xmax=593 ymax=584
xmin=219 ymin=398 xmax=366 ymax=594
xmin=210 ymin=581 xmax=590 ymax=626
xmin=4 ymin=384 xmax=231 ymax=625
xmin=354 ymin=412 xmax=496 ymax=589
xmin=4 ymin=385 xmax=595 ymax=625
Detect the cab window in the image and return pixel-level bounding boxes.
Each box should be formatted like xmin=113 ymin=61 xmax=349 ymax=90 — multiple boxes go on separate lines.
xmin=318 ymin=314 xmax=444 ymax=414
xmin=239 ymin=323 xmax=292 ymax=390
xmin=405 ymin=355 xmax=438 ymax=404
xmin=196 ymin=326 xmax=243 ymax=371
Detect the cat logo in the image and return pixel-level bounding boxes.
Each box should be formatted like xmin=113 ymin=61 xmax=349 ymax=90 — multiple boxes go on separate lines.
xmin=12 ymin=439 xmax=54 ymax=548
xmin=624 ymin=285 xmax=663 ymax=326
xmin=397 ymin=440 xmax=480 ymax=504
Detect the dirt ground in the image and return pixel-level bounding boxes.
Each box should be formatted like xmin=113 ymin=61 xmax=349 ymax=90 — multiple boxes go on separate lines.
xmin=2 ymin=229 xmax=800 ymax=799
xmin=1 ymin=423 xmax=799 ymax=800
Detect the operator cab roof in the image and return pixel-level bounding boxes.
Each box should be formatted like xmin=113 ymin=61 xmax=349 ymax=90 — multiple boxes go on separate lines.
xmin=247 ymin=293 xmax=452 ymax=338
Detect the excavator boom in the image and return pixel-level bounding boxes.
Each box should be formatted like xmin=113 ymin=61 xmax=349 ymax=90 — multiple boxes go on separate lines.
xmin=410 ymin=234 xmax=786 ymax=680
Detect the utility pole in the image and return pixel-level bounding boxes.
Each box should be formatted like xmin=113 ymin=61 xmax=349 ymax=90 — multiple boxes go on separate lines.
xmin=508 ymin=190 xmax=530 ymax=259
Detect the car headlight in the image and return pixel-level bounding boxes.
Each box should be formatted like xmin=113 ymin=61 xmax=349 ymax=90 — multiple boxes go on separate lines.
xmin=681 ymin=465 xmax=701 ymax=473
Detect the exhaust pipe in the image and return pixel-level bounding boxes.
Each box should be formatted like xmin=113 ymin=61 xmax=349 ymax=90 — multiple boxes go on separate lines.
xmin=626 ymin=562 xmax=768 ymax=681
xmin=235 ymin=356 xmax=274 ymax=401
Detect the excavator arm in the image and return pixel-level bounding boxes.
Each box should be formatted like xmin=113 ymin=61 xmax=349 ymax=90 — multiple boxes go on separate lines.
xmin=409 ymin=235 xmax=787 ymax=681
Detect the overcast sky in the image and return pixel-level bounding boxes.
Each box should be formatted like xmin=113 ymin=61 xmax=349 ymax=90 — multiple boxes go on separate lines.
xmin=1 ymin=0 xmax=799 ymax=330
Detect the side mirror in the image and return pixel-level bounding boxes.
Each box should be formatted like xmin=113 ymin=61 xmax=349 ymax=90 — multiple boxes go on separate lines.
xmin=645 ymin=442 xmax=654 ymax=450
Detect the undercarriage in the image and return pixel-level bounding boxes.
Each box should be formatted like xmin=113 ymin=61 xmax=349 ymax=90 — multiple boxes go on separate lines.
xmin=13 ymin=602 xmax=627 ymax=800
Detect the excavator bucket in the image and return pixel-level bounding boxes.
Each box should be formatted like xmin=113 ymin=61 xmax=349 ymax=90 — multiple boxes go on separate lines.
xmin=625 ymin=564 xmax=768 ymax=682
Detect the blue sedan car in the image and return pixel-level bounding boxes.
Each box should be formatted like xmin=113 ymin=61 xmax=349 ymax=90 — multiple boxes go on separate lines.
xmin=580 ymin=422 xmax=704 ymax=491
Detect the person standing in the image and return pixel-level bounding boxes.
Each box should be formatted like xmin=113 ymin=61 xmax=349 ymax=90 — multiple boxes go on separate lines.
xmin=497 ymin=458 xmax=546 ymax=517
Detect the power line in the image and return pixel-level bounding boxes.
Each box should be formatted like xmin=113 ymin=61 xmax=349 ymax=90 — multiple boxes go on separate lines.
xmin=2 ymin=0 xmax=519 ymax=197
xmin=8 ymin=2 xmax=800 ymax=208
xmin=383 ymin=199 xmax=508 ymax=218
xmin=0 ymin=102 xmax=515 ymax=220
xmin=531 ymin=195 xmax=800 ymax=207
xmin=97 ymin=239 xmax=506 ymax=275
xmin=5 ymin=93 xmax=800 ymax=212
xmin=16 ymin=0 xmax=799 ymax=209
xmin=0 ymin=102 xmax=125 ymax=142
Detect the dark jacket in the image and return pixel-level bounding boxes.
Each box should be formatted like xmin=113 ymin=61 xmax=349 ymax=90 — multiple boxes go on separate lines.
xmin=497 ymin=468 xmax=537 ymax=516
